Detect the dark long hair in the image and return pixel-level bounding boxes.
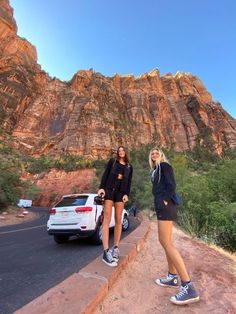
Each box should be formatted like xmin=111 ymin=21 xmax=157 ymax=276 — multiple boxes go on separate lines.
xmin=117 ymin=146 xmax=130 ymax=164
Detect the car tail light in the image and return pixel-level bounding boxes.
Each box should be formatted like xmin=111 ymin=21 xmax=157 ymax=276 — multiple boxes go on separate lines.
xmin=49 ymin=208 xmax=56 ymax=215
xmin=75 ymin=206 xmax=93 ymax=213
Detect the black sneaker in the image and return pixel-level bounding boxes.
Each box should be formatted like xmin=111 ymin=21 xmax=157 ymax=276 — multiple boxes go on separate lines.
xmin=112 ymin=246 xmax=120 ymax=262
xmin=155 ymin=274 xmax=179 ymax=287
xmin=102 ymin=250 xmax=118 ymax=267
xmin=170 ymin=282 xmax=200 ymax=305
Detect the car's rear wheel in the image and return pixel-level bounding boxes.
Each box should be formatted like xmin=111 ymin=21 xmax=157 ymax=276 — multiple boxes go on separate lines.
xmin=90 ymin=223 xmax=103 ymax=245
xmin=122 ymin=214 xmax=130 ymax=231
xmin=53 ymin=235 xmax=69 ymax=244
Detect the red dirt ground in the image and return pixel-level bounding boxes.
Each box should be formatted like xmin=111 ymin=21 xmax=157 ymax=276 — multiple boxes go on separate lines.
xmin=94 ymin=220 xmax=236 ymax=314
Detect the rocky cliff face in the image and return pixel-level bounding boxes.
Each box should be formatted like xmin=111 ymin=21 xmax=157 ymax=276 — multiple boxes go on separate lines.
xmin=21 ymin=169 xmax=96 ymax=207
xmin=1 ymin=0 xmax=236 ymax=158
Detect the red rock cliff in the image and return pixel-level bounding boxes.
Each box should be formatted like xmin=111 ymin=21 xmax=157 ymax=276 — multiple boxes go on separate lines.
xmin=1 ymin=0 xmax=236 ymax=158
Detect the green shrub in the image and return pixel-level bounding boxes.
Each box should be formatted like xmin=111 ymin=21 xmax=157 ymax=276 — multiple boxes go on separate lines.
xmin=206 ymin=202 xmax=236 ymax=251
xmin=22 ymin=181 xmax=41 ymax=200
xmin=54 ymin=154 xmax=94 ymax=172
xmin=0 ymin=162 xmax=22 ymax=210
xmin=207 ymin=160 xmax=236 ymax=203
xmin=26 ymin=154 xmax=94 ymax=174
xmin=26 ymin=156 xmax=52 ymax=174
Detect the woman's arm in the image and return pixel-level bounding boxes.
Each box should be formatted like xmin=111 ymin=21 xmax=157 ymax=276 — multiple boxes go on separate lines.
xmin=126 ymin=165 xmax=133 ymax=196
xmin=122 ymin=165 xmax=133 ymax=203
xmin=99 ymin=158 xmax=114 ymax=189
xmin=161 ymin=162 xmax=176 ymax=200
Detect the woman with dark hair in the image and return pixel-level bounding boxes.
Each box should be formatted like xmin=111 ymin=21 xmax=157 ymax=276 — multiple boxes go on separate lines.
xmin=149 ymin=147 xmax=199 ymax=305
xmin=98 ymin=146 xmax=133 ymax=266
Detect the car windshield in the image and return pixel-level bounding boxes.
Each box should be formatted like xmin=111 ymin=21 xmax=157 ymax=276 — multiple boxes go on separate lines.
xmin=55 ymin=195 xmax=88 ymax=207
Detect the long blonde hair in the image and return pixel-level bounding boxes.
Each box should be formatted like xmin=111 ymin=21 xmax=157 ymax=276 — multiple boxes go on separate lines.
xmin=149 ymin=147 xmax=169 ymax=170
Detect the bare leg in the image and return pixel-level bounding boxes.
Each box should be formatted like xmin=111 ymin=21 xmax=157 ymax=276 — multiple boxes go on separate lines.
xmin=161 ymin=223 xmax=177 ymax=274
xmin=166 ymin=254 xmax=177 ymax=275
xmin=114 ymin=202 xmax=124 ymax=247
xmin=158 ymin=220 xmax=190 ymax=281
xmin=102 ymin=200 xmax=113 ymax=250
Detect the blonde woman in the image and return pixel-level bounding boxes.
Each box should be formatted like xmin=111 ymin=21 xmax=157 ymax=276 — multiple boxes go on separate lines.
xmin=149 ymin=147 xmax=199 ymax=305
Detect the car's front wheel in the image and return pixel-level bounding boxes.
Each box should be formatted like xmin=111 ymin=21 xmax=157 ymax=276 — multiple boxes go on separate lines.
xmin=53 ymin=235 xmax=69 ymax=244
xmin=122 ymin=214 xmax=130 ymax=231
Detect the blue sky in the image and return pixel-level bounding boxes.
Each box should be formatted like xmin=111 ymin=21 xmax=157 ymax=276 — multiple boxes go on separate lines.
xmin=10 ymin=0 xmax=236 ymax=118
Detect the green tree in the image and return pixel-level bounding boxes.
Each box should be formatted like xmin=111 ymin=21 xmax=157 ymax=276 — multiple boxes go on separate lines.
xmin=0 ymin=162 xmax=22 ymax=210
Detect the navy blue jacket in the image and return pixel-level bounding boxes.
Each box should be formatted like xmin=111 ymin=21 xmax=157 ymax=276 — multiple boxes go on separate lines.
xmin=152 ymin=162 xmax=176 ymax=201
xmin=100 ymin=158 xmax=133 ymax=196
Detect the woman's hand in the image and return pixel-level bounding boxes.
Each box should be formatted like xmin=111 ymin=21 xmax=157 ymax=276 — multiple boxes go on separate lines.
xmin=98 ymin=189 xmax=105 ymax=196
xmin=163 ymin=200 xmax=168 ymax=206
xmin=123 ymin=195 xmax=129 ymax=203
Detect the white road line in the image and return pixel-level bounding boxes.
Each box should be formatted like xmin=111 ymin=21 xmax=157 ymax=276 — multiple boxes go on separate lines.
xmin=0 ymin=224 xmax=45 ymax=235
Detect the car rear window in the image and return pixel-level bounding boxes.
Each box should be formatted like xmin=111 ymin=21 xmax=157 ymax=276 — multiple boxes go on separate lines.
xmin=55 ymin=195 xmax=88 ymax=207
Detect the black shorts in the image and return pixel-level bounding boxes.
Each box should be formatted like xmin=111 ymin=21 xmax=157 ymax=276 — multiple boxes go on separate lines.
xmin=154 ymin=198 xmax=177 ymax=221
xmin=105 ymin=189 xmax=124 ymax=203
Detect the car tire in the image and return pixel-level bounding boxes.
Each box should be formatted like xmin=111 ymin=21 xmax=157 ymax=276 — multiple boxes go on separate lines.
xmin=53 ymin=235 xmax=69 ymax=244
xmin=122 ymin=214 xmax=130 ymax=231
xmin=90 ymin=223 xmax=103 ymax=245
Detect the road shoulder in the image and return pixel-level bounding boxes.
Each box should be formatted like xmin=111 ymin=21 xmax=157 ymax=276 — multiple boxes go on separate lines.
xmin=14 ymin=214 xmax=150 ymax=314
xmin=0 ymin=207 xmax=39 ymax=227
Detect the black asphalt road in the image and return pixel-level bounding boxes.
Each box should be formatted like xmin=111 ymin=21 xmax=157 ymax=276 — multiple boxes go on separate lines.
xmin=0 ymin=207 xmax=140 ymax=314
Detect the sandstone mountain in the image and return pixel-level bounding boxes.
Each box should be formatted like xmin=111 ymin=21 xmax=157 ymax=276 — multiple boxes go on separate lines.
xmin=1 ymin=0 xmax=236 ymax=159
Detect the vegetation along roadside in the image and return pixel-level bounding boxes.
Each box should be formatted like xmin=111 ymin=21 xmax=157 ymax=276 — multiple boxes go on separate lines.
xmin=0 ymin=132 xmax=235 ymax=252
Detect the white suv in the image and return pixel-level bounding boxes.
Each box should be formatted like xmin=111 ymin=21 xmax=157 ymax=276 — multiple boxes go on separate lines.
xmin=47 ymin=193 xmax=130 ymax=245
